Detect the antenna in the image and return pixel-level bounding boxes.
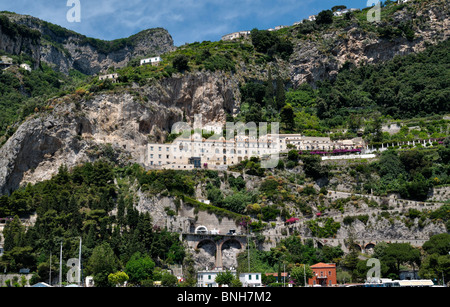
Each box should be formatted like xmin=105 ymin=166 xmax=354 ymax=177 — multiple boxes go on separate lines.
xmin=59 ymin=241 xmax=63 ymax=287
xmin=49 ymin=251 xmax=52 ymax=286
xmin=78 ymin=237 xmax=82 ymax=287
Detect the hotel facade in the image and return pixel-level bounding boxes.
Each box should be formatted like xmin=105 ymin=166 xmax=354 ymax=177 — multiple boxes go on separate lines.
xmin=144 ymin=131 xmax=364 ymax=170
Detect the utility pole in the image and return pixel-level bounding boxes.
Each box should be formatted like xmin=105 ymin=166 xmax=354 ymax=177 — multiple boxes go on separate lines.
xmin=78 ymin=237 xmax=82 ymax=287
xmin=304 ymin=264 xmax=306 ymax=287
xmin=247 ymin=235 xmax=250 ymax=273
xmin=49 ymin=251 xmax=52 ymax=286
xmin=59 ymin=241 xmax=62 ymax=287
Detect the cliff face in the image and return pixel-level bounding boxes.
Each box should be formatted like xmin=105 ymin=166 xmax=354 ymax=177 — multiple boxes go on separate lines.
xmin=0 ymin=16 xmax=41 ymax=67
xmin=0 ymin=12 xmax=175 ymax=75
xmin=289 ymin=0 xmax=450 ymax=87
xmin=0 ymin=71 xmax=238 ymax=194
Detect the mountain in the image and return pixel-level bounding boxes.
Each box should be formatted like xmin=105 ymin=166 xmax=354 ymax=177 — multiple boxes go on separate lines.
xmin=0 ymin=11 xmax=175 ymax=75
xmin=0 ymin=0 xmax=449 ymax=195
xmin=0 ymin=0 xmax=449 ymax=284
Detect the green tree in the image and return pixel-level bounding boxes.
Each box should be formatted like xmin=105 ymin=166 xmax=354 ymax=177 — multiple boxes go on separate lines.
xmin=0 ymin=246 xmax=35 ymax=272
xmin=215 ymin=270 xmax=236 ymax=287
xmin=287 ymin=149 xmax=300 ymax=163
xmin=108 ymin=271 xmax=129 ymax=287
xmin=161 ymin=272 xmax=178 ymax=287
xmin=290 ymin=264 xmax=313 ymax=286
xmin=264 ymin=69 xmax=275 ymax=112
xmin=172 ymin=55 xmax=190 ymax=72
xmin=181 ymin=253 xmax=197 ymax=287
xmin=378 ymin=150 xmax=406 ymax=180
xmin=125 ymin=252 xmax=156 ymax=285
xmin=87 ymin=243 xmax=121 ymax=287
xmin=422 ymin=233 xmax=450 ymax=256
xmin=302 ymin=155 xmax=328 ymax=180
xmin=2 ymin=215 xmax=26 ymax=251
xmin=281 ymin=104 xmax=295 ymax=131
xmin=316 ymin=10 xmax=334 ymax=25
xmin=382 ymin=243 xmax=421 ymax=278
xmin=419 ymin=253 xmax=450 ymax=285
xmin=275 ymin=76 xmax=286 ymax=110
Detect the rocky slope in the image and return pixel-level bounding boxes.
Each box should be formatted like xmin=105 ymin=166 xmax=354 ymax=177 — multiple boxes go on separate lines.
xmin=288 ymin=0 xmax=450 ymax=87
xmin=0 ymin=71 xmax=239 ymax=194
xmin=0 ymin=12 xmax=175 ymax=75
xmin=1 ymin=1 xmax=449 ymax=195
xmin=1 ymin=0 xmax=449 ymax=195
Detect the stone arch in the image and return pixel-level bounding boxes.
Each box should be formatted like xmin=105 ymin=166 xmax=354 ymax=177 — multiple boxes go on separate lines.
xmin=352 ymin=243 xmax=362 ymax=252
xmin=195 ymin=225 xmax=208 ymax=234
xmin=316 ymin=240 xmax=324 ymax=249
xmin=220 ymin=239 xmax=243 ymax=269
xmin=196 ymin=239 xmax=217 ymax=269
xmin=364 ymin=243 xmax=376 ymax=254
xmin=220 ymin=238 xmax=244 ymax=250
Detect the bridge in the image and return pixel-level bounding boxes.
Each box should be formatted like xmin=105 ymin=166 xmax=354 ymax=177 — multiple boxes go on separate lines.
xmin=181 ymin=232 xmax=251 ymax=269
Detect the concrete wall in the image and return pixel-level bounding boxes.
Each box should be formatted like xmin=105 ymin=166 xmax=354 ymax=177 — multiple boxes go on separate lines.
xmin=0 ymin=274 xmax=33 ymax=287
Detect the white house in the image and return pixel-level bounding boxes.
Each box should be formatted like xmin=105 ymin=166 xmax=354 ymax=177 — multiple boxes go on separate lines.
xmin=98 ymin=73 xmax=119 ymax=82
xmin=221 ymin=31 xmax=251 ymax=41
xmin=239 ymin=273 xmax=262 ymax=287
xmin=0 ymin=56 xmax=13 ymax=69
xmin=197 ymin=269 xmax=237 ymax=287
xmin=20 ymin=63 xmax=32 ymax=72
xmin=140 ymin=57 xmax=162 ymax=66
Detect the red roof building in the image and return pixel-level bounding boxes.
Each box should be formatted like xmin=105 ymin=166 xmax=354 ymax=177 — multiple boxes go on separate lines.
xmin=308 ymin=263 xmax=337 ymax=287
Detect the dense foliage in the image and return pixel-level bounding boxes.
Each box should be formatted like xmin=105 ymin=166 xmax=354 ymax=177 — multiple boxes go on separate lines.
xmin=316 ymin=40 xmax=450 ymax=120
xmin=0 ymin=60 xmax=89 ymax=145
xmin=0 ymin=162 xmax=185 ymax=286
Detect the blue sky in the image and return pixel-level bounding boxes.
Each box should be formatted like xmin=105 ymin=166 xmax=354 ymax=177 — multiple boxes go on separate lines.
xmin=2 ymin=0 xmax=371 ymax=46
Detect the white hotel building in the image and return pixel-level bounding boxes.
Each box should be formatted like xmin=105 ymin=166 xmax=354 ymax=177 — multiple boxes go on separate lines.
xmin=144 ymin=132 xmax=364 ymax=170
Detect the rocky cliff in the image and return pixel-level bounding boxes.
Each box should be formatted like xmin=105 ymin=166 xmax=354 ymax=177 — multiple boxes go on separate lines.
xmin=0 ymin=12 xmax=175 ymax=75
xmin=288 ymin=0 xmax=450 ymax=87
xmin=0 ymin=71 xmax=238 ymax=194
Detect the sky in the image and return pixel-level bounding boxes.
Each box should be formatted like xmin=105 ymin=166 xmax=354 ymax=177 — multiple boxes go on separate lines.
xmin=1 ymin=0 xmax=371 ymax=46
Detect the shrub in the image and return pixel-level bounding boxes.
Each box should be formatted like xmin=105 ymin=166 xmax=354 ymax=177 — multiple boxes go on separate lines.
xmin=172 ymin=55 xmax=190 ymax=72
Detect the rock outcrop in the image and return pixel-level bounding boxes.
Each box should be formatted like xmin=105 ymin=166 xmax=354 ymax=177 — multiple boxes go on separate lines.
xmin=0 ymin=71 xmax=238 ymax=194
xmin=0 ymin=12 xmax=175 ymax=75
xmin=289 ymin=0 xmax=450 ymax=87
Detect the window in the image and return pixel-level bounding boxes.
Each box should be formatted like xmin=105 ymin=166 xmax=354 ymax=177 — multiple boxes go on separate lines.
xmin=256 ymin=274 xmax=259 ymax=280
xmin=249 ymin=275 xmax=252 ymax=280
xmin=208 ymin=275 xmax=211 ymax=280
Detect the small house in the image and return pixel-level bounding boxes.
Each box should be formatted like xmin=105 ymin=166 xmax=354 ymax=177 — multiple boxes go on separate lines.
xmin=0 ymin=56 xmax=13 ymax=69
xmin=20 ymin=63 xmax=32 ymax=72
xmin=140 ymin=57 xmax=162 ymax=66
xmin=98 ymin=73 xmax=119 ymax=83
xmin=239 ymin=273 xmax=262 ymax=287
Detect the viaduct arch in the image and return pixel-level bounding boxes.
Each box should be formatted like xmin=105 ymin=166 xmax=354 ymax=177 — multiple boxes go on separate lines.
xmin=184 ymin=233 xmax=248 ymax=269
